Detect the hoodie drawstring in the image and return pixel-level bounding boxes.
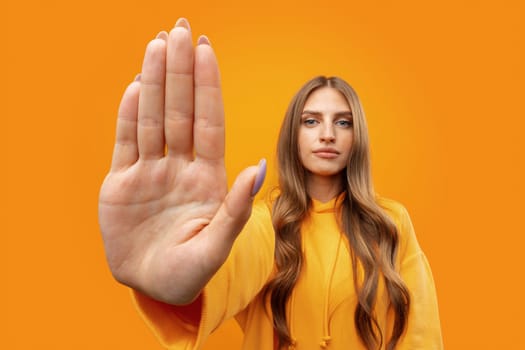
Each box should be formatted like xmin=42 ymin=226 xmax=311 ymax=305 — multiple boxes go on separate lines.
xmin=319 ymin=232 xmax=343 ymax=348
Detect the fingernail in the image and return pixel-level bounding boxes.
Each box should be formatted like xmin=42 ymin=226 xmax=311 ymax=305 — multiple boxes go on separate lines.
xmin=251 ymin=159 xmax=267 ymax=196
xmin=156 ymin=31 xmax=168 ymax=41
xmin=197 ymin=35 xmax=211 ymax=46
xmin=134 ymin=73 xmax=141 ymax=82
xmin=175 ymin=17 xmax=191 ymax=31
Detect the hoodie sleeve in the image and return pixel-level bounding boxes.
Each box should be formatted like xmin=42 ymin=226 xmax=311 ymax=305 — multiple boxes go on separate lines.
xmin=394 ymin=204 xmax=444 ymax=349
xmin=131 ymin=200 xmax=275 ymax=350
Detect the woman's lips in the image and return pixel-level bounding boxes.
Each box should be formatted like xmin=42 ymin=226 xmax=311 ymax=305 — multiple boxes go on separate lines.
xmin=313 ymin=148 xmax=339 ymax=159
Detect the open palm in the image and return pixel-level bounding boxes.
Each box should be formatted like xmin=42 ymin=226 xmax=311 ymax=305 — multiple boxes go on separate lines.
xmin=98 ymin=19 xmax=264 ymax=305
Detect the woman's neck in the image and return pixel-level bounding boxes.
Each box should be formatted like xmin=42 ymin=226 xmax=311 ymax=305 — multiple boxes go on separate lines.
xmin=306 ymin=173 xmax=343 ymax=203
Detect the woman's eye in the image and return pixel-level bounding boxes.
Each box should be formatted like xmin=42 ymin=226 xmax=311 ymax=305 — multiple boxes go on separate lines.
xmin=336 ymin=119 xmax=353 ymax=128
xmin=303 ymin=118 xmax=318 ymax=126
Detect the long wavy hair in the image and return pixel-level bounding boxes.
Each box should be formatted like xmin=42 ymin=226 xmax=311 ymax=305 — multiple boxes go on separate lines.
xmin=262 ymin=76 xmax=410 ymax=350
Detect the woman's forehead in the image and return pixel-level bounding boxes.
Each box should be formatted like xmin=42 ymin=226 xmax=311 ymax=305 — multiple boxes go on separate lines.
xmin=303 ymin=87 xmax=351 ymax=112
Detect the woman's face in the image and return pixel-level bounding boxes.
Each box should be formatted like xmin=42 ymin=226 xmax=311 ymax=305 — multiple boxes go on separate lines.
xmin=298 ymin=87 xmax=354 ymax=179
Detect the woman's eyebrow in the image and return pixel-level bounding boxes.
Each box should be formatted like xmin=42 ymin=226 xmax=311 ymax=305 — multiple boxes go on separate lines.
xmin=335 ymin=111 xmax=353 ymax=117
xmin=301 ymin=110 xmax=353 ymax=116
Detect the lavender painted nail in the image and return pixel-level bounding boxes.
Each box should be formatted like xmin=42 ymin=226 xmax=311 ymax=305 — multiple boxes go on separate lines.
xmin=197 ymin=35 xmax=211 ymax=46
xmin=175 ymin=18 xmax=191 ymax=31
xmin=251 ymin=158 xmax=267 ymax=196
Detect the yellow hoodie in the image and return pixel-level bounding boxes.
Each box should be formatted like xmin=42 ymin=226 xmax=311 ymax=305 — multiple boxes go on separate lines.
xmin=132 ymin=195 xmax=443 ymax=349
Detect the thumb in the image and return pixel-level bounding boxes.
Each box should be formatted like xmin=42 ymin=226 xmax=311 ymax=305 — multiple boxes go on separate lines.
xmin=205 ymin=159 xmax=267 ymax=247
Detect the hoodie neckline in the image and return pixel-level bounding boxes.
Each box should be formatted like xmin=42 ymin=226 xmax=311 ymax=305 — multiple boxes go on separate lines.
xmin=310 ymin=192 xmax=346 ymax=213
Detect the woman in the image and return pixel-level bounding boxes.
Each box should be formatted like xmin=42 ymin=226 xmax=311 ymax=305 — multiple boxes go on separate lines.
xmin=98 ymin=18 xmax=443 ymax=349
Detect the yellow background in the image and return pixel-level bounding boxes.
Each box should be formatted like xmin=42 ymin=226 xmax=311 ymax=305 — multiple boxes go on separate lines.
xmin=4 ymin=0 xmax=524 ymax=348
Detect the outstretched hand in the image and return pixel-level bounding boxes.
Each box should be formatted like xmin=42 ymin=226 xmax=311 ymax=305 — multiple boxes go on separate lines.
xmin=98 ymin=18 xmax=266 ymax=305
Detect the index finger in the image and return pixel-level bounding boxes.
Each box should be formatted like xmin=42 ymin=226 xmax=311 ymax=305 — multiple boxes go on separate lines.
xmin=193 ymin=36 xmax=225 ymax=162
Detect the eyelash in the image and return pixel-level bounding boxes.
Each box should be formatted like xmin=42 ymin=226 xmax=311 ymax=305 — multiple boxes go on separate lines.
xmin=336 ymin=120 xmax=353 ymax=127
xmin=303 ymin=118 xmax=318 ymax=126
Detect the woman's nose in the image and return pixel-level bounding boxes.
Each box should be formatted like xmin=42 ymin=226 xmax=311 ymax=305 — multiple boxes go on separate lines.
xmin=320 ymin=124 xmax=336 ymax=143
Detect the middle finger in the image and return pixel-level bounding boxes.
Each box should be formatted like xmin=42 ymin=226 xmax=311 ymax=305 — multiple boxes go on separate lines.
xmin=165 ymin=18 xmax=194 ymax=160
